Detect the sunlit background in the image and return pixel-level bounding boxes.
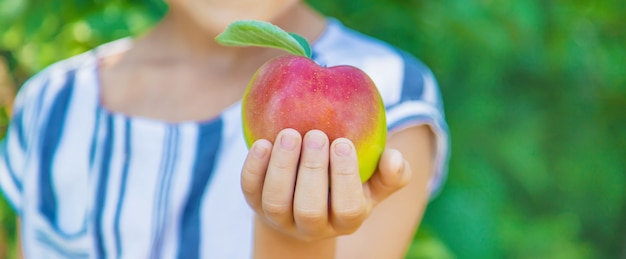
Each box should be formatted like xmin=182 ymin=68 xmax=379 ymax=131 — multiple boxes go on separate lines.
xmin=0 ymin=0 xmax=624 ymax=258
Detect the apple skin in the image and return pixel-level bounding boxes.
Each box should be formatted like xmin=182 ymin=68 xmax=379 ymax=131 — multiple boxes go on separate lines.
xmin=242 ymin=55 xmax=387 ymax=182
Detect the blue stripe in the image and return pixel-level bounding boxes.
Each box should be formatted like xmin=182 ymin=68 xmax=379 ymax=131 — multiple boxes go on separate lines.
xmin=39 ymin=69 xmax=76 ymax=227
xmin=94 ymin=114 xmax=114 ymax=258
xmin=89 ymin=108 xmax=102 ymax=171
xmin=398 ymin=51 xmax=426 ymax=103
xmin=177 ymin=120 xmax=223 ymax=259
xmin=114 ymin=119 xmax=131 ymax=257
xmin=35 ymin=230 xmax=90 ymax=258
xmin=11 ymin=109 xmax=27 ymax=151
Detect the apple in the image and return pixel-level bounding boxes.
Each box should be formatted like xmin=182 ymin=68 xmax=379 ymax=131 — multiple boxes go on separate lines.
xmin=216 ymin=20 xmax=386 ymax=182
xmin=242 ymin=55 xmax=387 ymax=181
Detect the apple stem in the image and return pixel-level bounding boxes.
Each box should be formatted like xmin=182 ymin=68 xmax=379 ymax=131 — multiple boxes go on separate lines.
xmin=215 ymin=20 xmax=313 ymax=59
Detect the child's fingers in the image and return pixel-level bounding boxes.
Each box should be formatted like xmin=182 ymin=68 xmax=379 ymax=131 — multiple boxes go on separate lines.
xmin=329 ymin=138 xmax=367 ymax=235
xmin=364 ymin=148 xmax=411 ymax=206
xmin=293 ymin=130 xmax=330 ymax=237
xmin=241 ymin=139 xmax=273 ymax=215
xmin=261 ymin=128 xmax=302 ymax=227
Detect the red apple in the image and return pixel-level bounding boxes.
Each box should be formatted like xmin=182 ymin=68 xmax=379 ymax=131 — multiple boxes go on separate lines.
xmin=215 ymin=20 xmax=387 ymax=182
xmin=241 ymin=55 xmax=387 ymax=182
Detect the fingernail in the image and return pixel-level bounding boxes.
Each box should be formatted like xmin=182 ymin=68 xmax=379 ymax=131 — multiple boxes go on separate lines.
xmin=252 ymin=142 xmax=269 ymax=159
xmin=334 ymin=141 xmax=352 ymax=157
xmin=280 ymin=132 xmax=298 ymax=151
xmin=306 ymin=131 xmax=326 ymax=150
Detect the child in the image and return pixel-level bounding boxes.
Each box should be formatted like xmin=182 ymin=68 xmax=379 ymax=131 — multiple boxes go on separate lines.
xmin=0 ymin=0 xmax=449 ymax=258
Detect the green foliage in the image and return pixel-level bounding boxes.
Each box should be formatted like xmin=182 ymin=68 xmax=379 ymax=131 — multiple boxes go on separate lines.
xmin=309 ymin=1 xmax=625 ymax=258
xmin=0 ymin=0 xmax=624 ymax=258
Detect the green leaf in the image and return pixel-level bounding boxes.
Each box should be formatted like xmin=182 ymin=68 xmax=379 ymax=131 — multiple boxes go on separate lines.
xmin=289 ymin=32 xmax=312 ymax=58
xmin=215 ymin=20 xmax=311 ymax=58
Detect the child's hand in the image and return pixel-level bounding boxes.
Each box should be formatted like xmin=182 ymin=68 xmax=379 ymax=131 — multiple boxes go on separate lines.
xmin=241 ymin=128 xmax=411 ymax=242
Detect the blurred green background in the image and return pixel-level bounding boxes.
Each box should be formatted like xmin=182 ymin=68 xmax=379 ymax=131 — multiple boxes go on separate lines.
xmin=0 ymin=0 xmax=624 ymax=258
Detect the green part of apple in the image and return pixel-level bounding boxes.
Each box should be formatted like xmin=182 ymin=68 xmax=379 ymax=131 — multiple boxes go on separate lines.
xmin=215 ymin=20 xmax=312 ymax=58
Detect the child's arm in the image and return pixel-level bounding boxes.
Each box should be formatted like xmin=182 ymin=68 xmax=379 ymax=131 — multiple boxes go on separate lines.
xmin=337 ymin=125 xmax=435 ymax=258
xmin=241 ymin=126 xmax=425 ymax=258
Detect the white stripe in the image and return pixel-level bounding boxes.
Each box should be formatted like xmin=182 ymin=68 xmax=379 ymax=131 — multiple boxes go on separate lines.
xmin=421 ymin=70 xmax=438 ymax=104
xmin=118 ymin=120 xmax=166 ymax=258
xmin=362 ymin=55 xmax=404 ymax=105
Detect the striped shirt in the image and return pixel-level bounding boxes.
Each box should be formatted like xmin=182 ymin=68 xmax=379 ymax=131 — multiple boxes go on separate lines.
xmin=0 ymin=19 xmax=449 ymax=258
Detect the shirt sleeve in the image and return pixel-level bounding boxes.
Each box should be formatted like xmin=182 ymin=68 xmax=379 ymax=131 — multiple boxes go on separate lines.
xmin=0 ymin=75 xmax=46 ymax=214
xmin=385 ymin=52 xmax=450 ymax=198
